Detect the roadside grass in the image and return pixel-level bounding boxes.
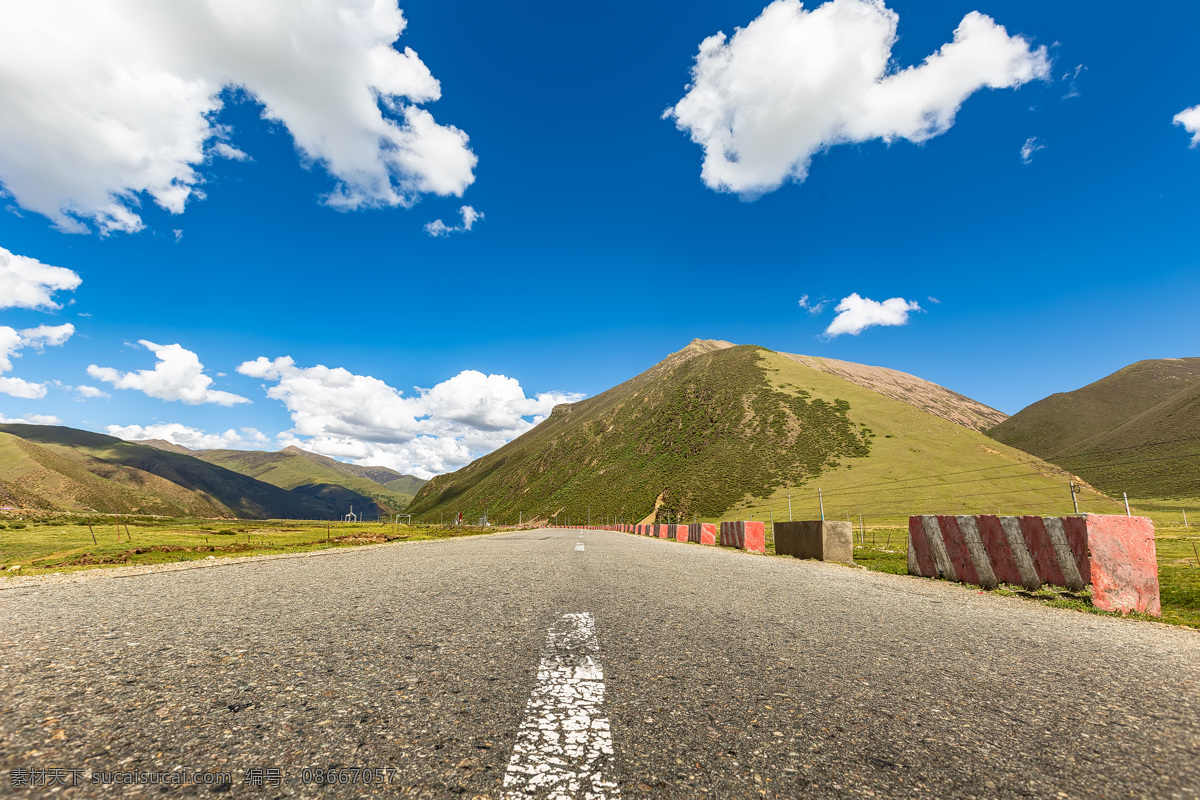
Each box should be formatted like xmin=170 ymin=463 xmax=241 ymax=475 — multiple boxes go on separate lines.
xmin=0 ymin=517 xmax=494 ymax=577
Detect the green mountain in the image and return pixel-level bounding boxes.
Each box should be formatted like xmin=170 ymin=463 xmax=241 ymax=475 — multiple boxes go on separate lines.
xmin=0 ymin=424 xmax=334 ymax=518
xmin=188 ymin=445 xmax=423 ymax=517
xmin=406 ymin=340 xmax=1117 ymax=525
xmin=989 ymin=358 xmax=1200 ymax=498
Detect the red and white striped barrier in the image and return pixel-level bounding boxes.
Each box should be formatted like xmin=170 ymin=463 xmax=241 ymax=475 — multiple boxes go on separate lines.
xmin=909 ymin=514 xmax=1160 ymax=616
xmin=687 ymin=523 xmax=717 ymax=545
xmin=718 ymin=521 xmax=766 ymax=554
xmin=673 ymin=525 xmax=688 ymax=542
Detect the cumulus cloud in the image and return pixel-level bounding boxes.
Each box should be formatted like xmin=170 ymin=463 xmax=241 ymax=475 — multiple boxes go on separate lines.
xmin=75 ymin=385 xmax=110 ymax=399
xmin=424 ymin=205 xmax=483 ymax=237
xmin=238 ymin=356 xmax=583 ymax=478
xmin=106 ymin=422 xmax=269 ymax=450
xmin=824 ymin=293 xmax=921 ymax=337
xmin=0 ymin=246 xmax=82 ymax=310
xmin=665 ymin=0 xmax=1050 ymax=195
xmin=1174 ymin=105 xmax=1200 ymax=147
xmin=0 ymin=0 xmax=476 ymax=233
xmin=1020 ymin=136 xmax=1045 ymax=164
xmin=88 ymin=340 xmax=249 ymax=406
xmin=0 ymin=323 xmax=76 ymax=398
xmin=0 ymin=412 xmax=61 ymax=425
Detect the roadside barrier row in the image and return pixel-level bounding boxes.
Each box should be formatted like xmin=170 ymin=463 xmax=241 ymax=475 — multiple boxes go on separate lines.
xmin=552 ymin=513 xmax=1161 ymax=617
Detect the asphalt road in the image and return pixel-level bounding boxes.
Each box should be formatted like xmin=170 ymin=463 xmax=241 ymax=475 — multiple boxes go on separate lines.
xmin=1 ymin=528 xmax=1197 ymax=799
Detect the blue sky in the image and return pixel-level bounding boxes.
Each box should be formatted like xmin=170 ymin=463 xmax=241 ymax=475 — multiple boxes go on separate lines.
xmin=1 ymin=0 xmax=1198 ymax=478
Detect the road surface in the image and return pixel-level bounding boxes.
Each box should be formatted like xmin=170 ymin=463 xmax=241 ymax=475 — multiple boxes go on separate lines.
xmin=1 ymin=528 xmax=1197 ymax=798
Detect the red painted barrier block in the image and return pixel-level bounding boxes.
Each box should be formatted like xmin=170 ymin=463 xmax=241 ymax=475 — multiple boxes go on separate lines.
xmin=718 ymin=522 xmax=765 ymax=553
xmin=688 ymin=523 xmax=717 ymax=545
xmin=658 ymin=525 xmax=670 ymax=539
xmin=674 ymin=525 xmax=688 ymax=542
xmin=1086 ymin=515 xmax=1160 ymax=615
xmin=909 ymin=514 xmax=1160 ymax=616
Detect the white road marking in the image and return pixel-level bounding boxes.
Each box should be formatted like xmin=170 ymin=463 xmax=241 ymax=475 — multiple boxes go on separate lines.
xmin=502 ymin=612 xmax=619 ymax=799
xmin=575 ymin=544 xmax=585 ymax=551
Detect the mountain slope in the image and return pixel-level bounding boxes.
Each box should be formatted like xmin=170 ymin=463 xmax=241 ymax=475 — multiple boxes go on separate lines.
xmin=190 ymin=445 xmax=423 ymax=516
xmin=780 ymin=353 xmax=1007 ymax=432
xmin=406 ymin=341 xmax=1113 ymax=524
xmin=990 ymin=358 xmax=1200 ymax=497
xmin=0 ymin=424 xmax=342 ymax=518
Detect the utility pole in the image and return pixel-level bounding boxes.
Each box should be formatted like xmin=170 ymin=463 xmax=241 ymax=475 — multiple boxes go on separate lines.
xmin=788 ymin=493 xmax=792 ymax=522
xmin=1123 ymin=492 xmax=1131 ymax=517
xmin=818 ymin=488 xmax=825 ymax=521
xmin=1185 ymin=509 xmax=1189 ymax=528
xmin=1070 ymin=482 xmax=1080 ymax=514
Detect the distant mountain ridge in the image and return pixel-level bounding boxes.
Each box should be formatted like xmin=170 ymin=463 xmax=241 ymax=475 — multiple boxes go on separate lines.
xmin=0 ymin=424 xmax=332 ymax=518
xmin=989 ymin=357 xmax=1200 ymax=498
xmin=147 ymin=442 xmax=426 ymax=517
xmin=0 ymin=424 xmax=426 ymax=518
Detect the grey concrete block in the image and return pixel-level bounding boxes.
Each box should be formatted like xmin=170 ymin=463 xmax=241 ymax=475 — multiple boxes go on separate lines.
xmin=773 ymin=521 xmax=854 ymax=563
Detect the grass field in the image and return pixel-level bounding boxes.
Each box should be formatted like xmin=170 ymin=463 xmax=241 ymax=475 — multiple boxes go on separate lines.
xmin=0 ymin=516 xmax=494 ymax=577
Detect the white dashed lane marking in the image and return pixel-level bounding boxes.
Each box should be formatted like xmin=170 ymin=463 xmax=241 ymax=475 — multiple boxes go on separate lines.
xmin=575 ymin=544 xmax=585 ymax=551
xmin=501 ymin=612 xmax=619 ymax=799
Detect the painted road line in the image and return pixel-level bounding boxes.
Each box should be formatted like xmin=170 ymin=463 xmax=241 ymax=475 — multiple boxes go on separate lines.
xmin=575 ymin=544 xmax=585 ymax=551
xmin=501 ymin=612 xmax=619 ymax=799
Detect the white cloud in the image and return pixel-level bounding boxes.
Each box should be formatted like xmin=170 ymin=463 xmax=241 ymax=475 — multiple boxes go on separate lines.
xmin=665 ymin=0 xmax=1050 ymax=195
xmin=798 ymin=294 xmax=828 ymax=315
xmin=425 ymin=204 xmax=483 ymax=237
xmin=0 ymin=246 xmax=82 ymax=310
xmin=75 ymin=385 xmax=110 ymax=399
xmin=0 ymin=412 xmax=61 ymax=425
xmin=0 ymin=378 xmax=49 ymax=400
xmin=238 ymin=355 xmax=582 ymax=478
xmin=0 ymin=323 xmax=76 ymax=398
xmin=824 ymin=293 xmax=921 ymax=337
xmin=107 ymin=422 xmax=269 ymax=450
xmin=88 ymin=340 xmax=249 ymax=406
xmin=1174 ymin=105 xmax=1200 ymax=147
xmin=0 ymin=1 xmax=476 ymax=234
xmin=210 ymin=142 xmax=249 ymax=162
xmin=1061 ymin=64 xmax=1084 ymax=99
xmin=1020 ymin=136 xmax=1044 ymax=164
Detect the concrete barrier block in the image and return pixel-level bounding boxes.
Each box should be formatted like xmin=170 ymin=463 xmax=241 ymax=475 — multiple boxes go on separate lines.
xmin=673 ymin=524 xmax=688 ymax=542
xmin=1086 ymin=515 xmax=1160 ymax=615
xmin=909 ymin=514 xmax=1160 ymax=616
xmin=743 ymin=522 xmax=765 ymax=554
xmin=688 ymin=523 xmax=716 ymax=545
xmin=774 ymin=521 xmax=853 ymax=563
xmin=658 ymin=525 xmax=670 ymax=539
xmin=718 ymin=521 xmax=765 ymax=553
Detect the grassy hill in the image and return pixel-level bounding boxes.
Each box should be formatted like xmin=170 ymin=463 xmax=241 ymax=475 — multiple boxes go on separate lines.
xmin=0 ymin=424 xmax=335 ymax=519
xmin=190 ymin=445 xmax=423 ymax=517
xmin=989 ymin=358 xmax=1200 ymax=498
xmin=406 ymin=341 xmax=1120 ymax=526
